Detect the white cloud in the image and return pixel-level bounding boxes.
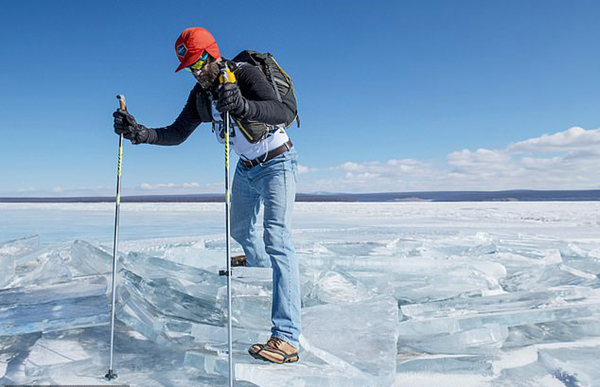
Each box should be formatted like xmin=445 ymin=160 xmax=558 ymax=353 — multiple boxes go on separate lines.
xmin=447 ymin=149 xmax=511 ymax=169
xmin=6 ymin=185 xmax=112 ymax=197
xmin=300 ymin=158 xmax=440 ymax=193
xmin=4 ymin=182 xmax=221 ymax=197
xmin=139 ymin=182 xmax=201 ymax=190
xmin=337 ymin=159 xmax=432 ymax=176
xmin=6 ymin=127 xmax=600 ymax=197
xmin=508 ymin=127 xmax=600 ymax=153
xmin=135 ymin=182 xmax=222 ymax=195
xmin=297 ymin=165 xmax=318 ymax=174
xmin=298 ymin=126 xmax=600 ymax=192
xmin=16 ymin=187 xmax=38 ymax=193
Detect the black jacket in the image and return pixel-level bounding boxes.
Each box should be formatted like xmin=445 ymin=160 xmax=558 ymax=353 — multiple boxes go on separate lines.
xmin=145 ymin=61 xmax=293 ymax=145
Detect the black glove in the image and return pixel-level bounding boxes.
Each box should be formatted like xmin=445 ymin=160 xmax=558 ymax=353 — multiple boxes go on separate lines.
xmin=113 ymin=109 xmax=149 ymax=144
xmin=216 ymin=83 xmax=248 ymax=117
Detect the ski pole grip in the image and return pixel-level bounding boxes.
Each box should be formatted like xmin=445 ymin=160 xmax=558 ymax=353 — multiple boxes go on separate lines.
xmin=117 ymin=94 xmax=127 ymax=111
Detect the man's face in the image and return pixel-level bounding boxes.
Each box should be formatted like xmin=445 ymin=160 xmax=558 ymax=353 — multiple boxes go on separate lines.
xmin=191 ymin=58 xmax=220 ymax=90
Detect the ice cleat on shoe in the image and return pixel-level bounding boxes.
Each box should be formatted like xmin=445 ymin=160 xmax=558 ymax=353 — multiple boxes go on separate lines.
xmin=231 ymin=254 xmax=246 ymax=267
xmin=249 ymin=336 xmax=299 ymax=364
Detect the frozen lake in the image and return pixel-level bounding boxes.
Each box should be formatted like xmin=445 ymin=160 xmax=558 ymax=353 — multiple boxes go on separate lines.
xmin=1 ymin=202 xmax=600 ymax=387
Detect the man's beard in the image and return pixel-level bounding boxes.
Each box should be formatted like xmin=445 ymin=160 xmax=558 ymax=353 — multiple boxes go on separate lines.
xmin=194 ymin=61 xmax=220 ymax=90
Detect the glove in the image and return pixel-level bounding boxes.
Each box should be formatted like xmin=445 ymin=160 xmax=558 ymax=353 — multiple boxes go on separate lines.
xmin=113 ymin=109 xmax=149 ymax=144
xmin=216 ymin=83 xmax=248 ymax=117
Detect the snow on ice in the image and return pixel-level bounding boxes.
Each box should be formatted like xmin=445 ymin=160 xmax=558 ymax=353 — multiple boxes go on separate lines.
xmin=0 ymin=201 xmax=599 ymax=386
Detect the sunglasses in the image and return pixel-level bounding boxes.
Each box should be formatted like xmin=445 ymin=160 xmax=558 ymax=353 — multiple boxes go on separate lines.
xmin=185 ymin=52 xmax=210 ymax=72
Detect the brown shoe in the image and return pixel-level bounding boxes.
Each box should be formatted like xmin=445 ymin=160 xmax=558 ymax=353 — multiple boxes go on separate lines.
xmin=231 ymin=254 xmax=246 ymax=267
xmin=249 ymin=336 xmax=299 ymax=364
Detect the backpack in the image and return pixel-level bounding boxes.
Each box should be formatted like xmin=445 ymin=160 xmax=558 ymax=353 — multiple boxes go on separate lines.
xmin=232 ymin=50 xmax=300 ymax=129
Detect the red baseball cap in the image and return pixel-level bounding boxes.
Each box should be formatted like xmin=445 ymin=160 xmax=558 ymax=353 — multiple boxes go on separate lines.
xmin=174 ymin=27 xmax=221 ymax=72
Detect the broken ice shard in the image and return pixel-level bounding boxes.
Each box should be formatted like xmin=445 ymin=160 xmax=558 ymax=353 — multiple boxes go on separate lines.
xmin=0 ymin=275 xmax=109 ymax=336
xmin=0 ymin=235 xmax=41 ymax=287
xmin=538 ymin=345 xmax=600 ymax=387
xmin=399 ymin=287 xmax=600 ymax=353
xmin=0 ymin=253 xmax=15 ymax=289
xmin=117 ymin=258 xmax=273 ymax=349
xmin=300 ymin=254 xmax=507 ymax=303
xmin=0 ymin=235 xmax=40 ymax=261
xmin=504 ymin=318 xmax=600 ymax=348
xmin=303 ymin=270 xmax=374 ymax=306
xmin=10 ymin=247 xmax=73 ymax=289
xmin=65 ymin=240 xmax=113 ymax=276
xmin=6 ymin=238 xmax=112 ymax=289
xmin=399 ymin=302 xmax=600 ymax=338
xmin=184 ymin=295 xmax=399 ymax=387
xmin=118 ymin=251 xmax=399 ymax=386
xmin=400 ymin=287 xmax=596 ymax=319
xmin=503 ymin=263 xmax=600 ymax=292
xmin=119 ymin=268 xmax=225 ymax=327
xmin=398 ymin=324 xmax=508 ymax=355
xmin=0 ymin=332 xmax=41 ymax=379
xmin=396 ymin=353 xmax=494 ymax=375
xmin=184 ymin=345 xmax=375 ymax=387
xmin=301 ymin=295 xmax=399 ymax=386
xmin=121 ymin=252 xmax=275 ymax=330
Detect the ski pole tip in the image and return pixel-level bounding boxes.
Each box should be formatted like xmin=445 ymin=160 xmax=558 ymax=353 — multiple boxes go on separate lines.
xmin=105 ymin=369 xmax=118 ymax=380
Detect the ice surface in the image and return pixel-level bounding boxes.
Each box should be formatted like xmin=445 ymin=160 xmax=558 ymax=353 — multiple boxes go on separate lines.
xmin=399 ymin=286 xmax=600 ymax=357
xmin=301 ymin=295 xmax=399 ymax=385
xmin=183 ymin=294 xmax=398 ymax=387
xmin=2 ymin=324 xmax=237 ymax=387
xmin=396 ymin=353 xmax=494 ymax=375
xmin=184 ymin=347 xmax=373 ymax=387
xmin=399 ymin=292 xmax=600 ymax=336
xmin=538 ymin=345 xmax=600 ymax=387
xmin=0 ymin=276 xmax=109 ymax=336
xmin=2 ymin=202 xmax=600 ymax=386
xmin=118 ymin=252 xmax=398 ymax=385
xmin=399 ymin=324 xmax=509 ymax=355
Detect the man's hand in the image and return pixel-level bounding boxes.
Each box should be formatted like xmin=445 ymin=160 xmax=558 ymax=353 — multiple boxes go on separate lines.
xmin=216 ymin=83 xmax=248 ymax=117
xmin=113 ymin=109 xmax=149 ymax=144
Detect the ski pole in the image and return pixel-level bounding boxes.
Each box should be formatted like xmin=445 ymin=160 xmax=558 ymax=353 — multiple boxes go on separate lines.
xmin=218 ymin=65 xmax=236 ymax=387
xmin=105 ymin=94 xmax=126 ymax=381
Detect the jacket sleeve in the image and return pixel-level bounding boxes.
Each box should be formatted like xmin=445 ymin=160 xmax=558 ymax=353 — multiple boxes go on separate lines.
xmin=145 ymin=87 xmax=203 ymax=146
xmin=236 ymin=64 xmax=294 ymax=125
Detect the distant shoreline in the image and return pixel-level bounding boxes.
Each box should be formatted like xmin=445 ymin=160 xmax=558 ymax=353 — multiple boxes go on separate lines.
xmin=1 ymin=190 xmax=600 ymax=203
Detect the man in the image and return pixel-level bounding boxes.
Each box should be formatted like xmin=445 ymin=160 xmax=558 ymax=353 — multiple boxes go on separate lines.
xmin=113 ymin=27 xmax=301 ymax=364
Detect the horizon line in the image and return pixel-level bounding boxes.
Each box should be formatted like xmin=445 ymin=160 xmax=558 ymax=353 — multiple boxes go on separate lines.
xmin=1 ymin=189 xmax=600 ymax=203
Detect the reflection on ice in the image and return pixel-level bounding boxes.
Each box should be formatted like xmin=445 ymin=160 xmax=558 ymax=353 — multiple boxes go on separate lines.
xmin=0 ymin=276 xmax=109 ymax=336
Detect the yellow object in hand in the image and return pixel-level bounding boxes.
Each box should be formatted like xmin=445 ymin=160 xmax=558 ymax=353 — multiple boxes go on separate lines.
xmin=220 ymin=66 xmax=237 ymax=84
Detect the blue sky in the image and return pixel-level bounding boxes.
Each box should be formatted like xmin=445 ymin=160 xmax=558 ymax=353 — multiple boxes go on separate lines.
xmin=1 ymin=0 xmax=600 ymax=196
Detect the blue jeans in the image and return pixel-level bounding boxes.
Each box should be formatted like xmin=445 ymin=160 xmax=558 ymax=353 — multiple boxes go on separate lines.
xmin=230 ymin=147 xmax=301 ymax=347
